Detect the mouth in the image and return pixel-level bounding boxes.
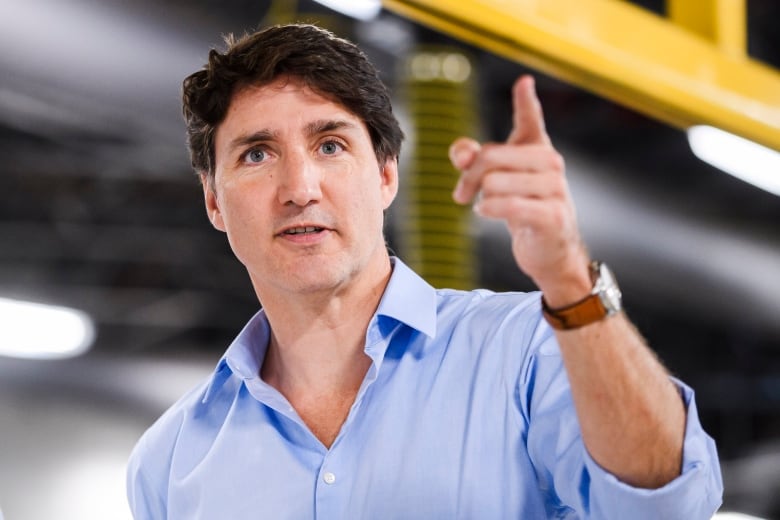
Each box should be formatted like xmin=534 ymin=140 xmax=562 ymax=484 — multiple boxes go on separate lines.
xmin=279 ymin=225 xmax=326 ymax=236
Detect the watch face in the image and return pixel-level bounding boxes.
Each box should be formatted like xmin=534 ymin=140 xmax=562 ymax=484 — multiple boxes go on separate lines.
xmin=596 ymin=263 xmax=622 ymax=314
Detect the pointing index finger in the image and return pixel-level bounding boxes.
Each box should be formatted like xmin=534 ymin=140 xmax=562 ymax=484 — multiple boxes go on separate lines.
xmin=506 ymin=75 xmax=551 ymax=146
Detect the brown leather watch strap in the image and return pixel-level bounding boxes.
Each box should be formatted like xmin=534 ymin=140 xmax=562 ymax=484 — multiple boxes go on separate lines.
xmin=541 ymin=293 xmax=608 ymax=330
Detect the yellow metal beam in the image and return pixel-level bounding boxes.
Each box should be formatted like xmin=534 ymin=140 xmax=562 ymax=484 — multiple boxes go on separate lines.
xmin=381 ymin=0 xmax=780 ymax=152
xmin=668 ymin=0 xmax=746 ymax=58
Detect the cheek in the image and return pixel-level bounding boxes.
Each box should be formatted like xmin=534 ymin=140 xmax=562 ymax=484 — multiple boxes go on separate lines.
xmin=336 ymin=187 xmax=381 ymax=233
xmin=218 ymin=185 xmax=267 ymax=233
xmin=358 ymin=192 xmax=388 ymax=232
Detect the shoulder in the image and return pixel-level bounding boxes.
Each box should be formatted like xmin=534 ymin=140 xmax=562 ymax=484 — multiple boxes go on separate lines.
xmin=126 ymin=375 xmax=218 ymax=516
xmin=429 ymin=288 xmax=557 ymax=367
xmin=128 ymin=376 xmax=212 ymax=467
xmin=436 ymin=288 xmax=546 ymax=333
xmin=127 ymin=361 xmax=240 ymax=480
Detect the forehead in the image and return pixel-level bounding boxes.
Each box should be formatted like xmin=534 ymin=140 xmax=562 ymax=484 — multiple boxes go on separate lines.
xmin=212 ymin=77 xmax=375 ymax=169
xmin=220 ymin=78 xmax=362 ymax=134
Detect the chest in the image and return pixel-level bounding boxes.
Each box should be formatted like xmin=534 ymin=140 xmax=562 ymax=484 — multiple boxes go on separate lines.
xmin=167 ymin=371 xmax=547 ymax=520
xmin=292 ymin=392 xmax=356 ymax=448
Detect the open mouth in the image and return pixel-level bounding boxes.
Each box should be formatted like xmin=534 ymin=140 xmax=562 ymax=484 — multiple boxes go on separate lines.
xmin=282 ymin=226 xmax=324 ymax=235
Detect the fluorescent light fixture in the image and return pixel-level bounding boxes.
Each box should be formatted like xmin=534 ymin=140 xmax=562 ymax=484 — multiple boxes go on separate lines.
xmin=312 ymin=0 xmax=382 ymax=21
xmin=0 ymin=297 xmax=95 ymax=359
xmin=687 ymin=125 xmax=780 ymax=196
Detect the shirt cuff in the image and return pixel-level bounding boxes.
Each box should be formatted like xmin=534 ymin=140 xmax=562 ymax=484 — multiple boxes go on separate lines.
xmin=584 ymin=379 xmax=723 ymax=520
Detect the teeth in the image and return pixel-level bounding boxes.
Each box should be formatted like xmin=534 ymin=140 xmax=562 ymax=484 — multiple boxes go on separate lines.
xmin=285 ymin=226 xmax=321 ymax=235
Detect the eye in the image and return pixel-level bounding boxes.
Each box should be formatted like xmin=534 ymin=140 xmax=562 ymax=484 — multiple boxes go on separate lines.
xmin=320 ymin=140 xmax=344 ymax=155
xmin=243 ymin=148 xmax=266 ymax=164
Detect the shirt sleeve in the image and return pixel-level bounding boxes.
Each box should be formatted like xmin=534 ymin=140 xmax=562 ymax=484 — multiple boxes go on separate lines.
xmin=583 ymin=379 xmax=723 ymax=520
xmin=523 ymin=334 xmax=723 ymax=520
xmin=126 ymin=434 xmax=169 ymax=520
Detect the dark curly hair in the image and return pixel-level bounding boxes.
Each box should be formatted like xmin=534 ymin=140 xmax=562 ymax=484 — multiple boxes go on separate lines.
xmin=182 ymin=23 xmax=404 ymax=183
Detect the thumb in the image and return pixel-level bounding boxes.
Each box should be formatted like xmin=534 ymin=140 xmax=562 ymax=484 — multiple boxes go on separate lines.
xmin=449 ymin=137 xmax=482 ymax=204
xmin=449 ymin=137 xmax=481 ymax=170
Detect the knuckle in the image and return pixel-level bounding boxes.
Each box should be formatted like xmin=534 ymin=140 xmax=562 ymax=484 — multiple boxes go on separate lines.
xmin=548 ymin=204 xmax=569 ymax=228
xmin=549 ymin=150 xmax=565 ymax=172
xmin=480 ymin=174 xmax=501 ymax=194
xmin=507 ymin=198 xmax=528 ymax=219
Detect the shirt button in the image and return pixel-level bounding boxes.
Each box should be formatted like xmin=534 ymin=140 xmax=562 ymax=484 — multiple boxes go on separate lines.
xmin=323 ymin=472 xmax=336 ymax=484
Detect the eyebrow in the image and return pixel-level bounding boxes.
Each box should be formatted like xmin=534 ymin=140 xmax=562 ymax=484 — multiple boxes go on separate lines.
xmin=304 ymin=119 xmax=358 ymax=137
xmin=227 ymin=119 xmax=359 ymax=155
xmin=227 ymin=129 xmax=276 ymax=155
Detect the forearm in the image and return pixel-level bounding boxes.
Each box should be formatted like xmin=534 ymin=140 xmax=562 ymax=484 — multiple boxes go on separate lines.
xmin=555 ymin=311 xmax=685 ymax=489
xmin=447 ymin=75 xmax=687 ymax=489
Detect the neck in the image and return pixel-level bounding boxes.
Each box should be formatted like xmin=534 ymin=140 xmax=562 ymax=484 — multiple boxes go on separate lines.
xmin=255 ymin=255 xmax=392 ymax=448
xmin=256 ymin=254 xmax=392 ymax=394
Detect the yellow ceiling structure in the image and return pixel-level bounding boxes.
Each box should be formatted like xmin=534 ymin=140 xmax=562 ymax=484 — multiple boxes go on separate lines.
xmin=382 ymin=0 xmax=780 ymax=152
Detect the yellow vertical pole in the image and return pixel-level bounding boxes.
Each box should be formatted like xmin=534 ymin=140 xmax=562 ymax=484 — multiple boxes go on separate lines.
xmin=262 ymin=0 xmax=299 ymax=24
xmin=668 ymin=0 xmax=746 ymax=58
xmin=399 ymin=46 xmax=478 ymax=289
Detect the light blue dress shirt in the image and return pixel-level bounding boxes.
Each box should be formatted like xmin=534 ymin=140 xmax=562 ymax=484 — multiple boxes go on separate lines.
xmin=127 ymin=258 xmax=723 ymax=519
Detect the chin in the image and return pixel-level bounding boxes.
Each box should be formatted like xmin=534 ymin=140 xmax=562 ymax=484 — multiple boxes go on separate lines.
xmin=281 ymin=258 xmax=352 ymax=290
xmin=288 ymin=271 xmax=349 ymax=295
xmin=253 ymin=249 xmax=375 ymax=296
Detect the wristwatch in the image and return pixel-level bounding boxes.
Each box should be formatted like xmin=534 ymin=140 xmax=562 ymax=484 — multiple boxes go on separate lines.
xmin=541 ymin=261 xmax=622 ymax=330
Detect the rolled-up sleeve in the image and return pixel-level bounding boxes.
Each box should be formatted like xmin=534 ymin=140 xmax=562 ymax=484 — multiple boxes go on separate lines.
xmin=525 ymin=330 xmax=724 ymax=520
xmin=585 ymin=379 xmax=723 ymax=519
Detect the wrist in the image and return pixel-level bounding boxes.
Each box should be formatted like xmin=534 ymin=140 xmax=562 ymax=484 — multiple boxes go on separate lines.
xmin=536 ymin=262 xmax=592 ymax=309
xmin=541 ymin=261 xmax=623 ymax=331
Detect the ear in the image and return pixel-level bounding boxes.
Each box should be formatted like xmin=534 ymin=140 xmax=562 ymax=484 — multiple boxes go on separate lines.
xmin=201 ymin=174 xmax=226 ymax=231
xmin=379 ymin=157 xmax=399 ymax=210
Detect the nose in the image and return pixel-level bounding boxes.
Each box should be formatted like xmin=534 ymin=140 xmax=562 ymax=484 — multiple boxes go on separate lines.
xmin=278 ymin=150 xmax=323 ymax=207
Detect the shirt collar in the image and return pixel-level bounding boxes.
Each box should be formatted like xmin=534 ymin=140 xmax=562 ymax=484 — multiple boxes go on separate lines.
xmin=374 ymin=257 xmax=437 ymax=339
xmin=202 ymin=257 xmax=438 ymax=403
xmin=202 ymin=310 xmax=270 ymax=403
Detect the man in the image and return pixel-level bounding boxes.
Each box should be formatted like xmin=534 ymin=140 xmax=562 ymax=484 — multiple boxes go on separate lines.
xmin=127 ymin=23 xmax=722 ymax=519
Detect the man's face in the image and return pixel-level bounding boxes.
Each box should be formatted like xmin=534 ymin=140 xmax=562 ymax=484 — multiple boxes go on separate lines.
xmin=205 ymin=78 xmax=398 ymax=300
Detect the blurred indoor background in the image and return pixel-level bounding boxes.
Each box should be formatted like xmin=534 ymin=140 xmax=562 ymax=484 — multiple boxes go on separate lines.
xmin=0 ymin=0 xmax=778 ymax=518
